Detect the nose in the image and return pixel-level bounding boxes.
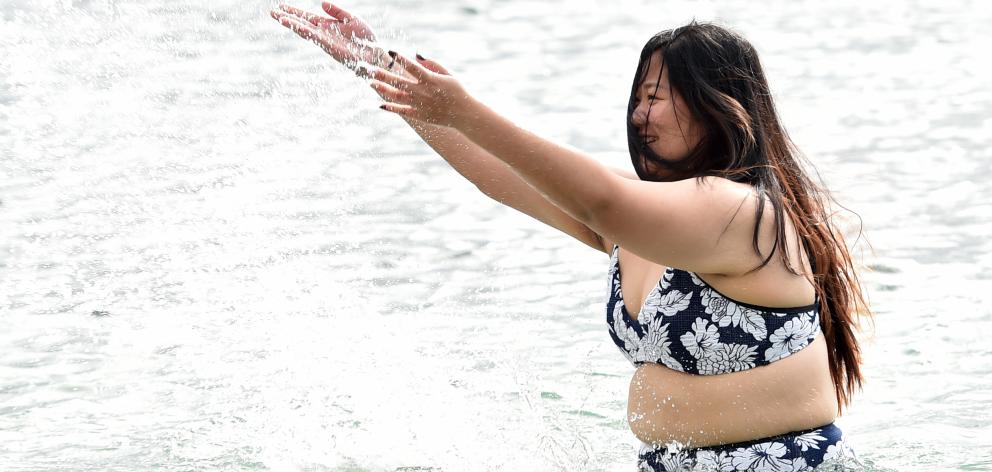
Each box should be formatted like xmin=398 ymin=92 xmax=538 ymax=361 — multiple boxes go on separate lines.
xmin=631 ymin=100 xmax=648 ymax=128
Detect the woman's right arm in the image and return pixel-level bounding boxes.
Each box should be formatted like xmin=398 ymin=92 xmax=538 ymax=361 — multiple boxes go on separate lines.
xmin=376 ymin=53 xmax=627 ymax=255
xmin=401 ymin=114 xmax=622 ymax=253
xmin=271 ymin=3 xmax=632 ymax=254
xmin=386 ymin=56 xmax=635 ymax=254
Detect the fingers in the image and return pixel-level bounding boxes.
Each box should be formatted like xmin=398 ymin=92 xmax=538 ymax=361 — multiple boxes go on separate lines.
xmin=273 ymin=12 xmax=319 ymax=42
xmin=273 ymin=10 xmax=342 ymax=55
xmin=389 ymin=51 xmax=431 ymax=81
xmin=323 ymin=2 xmax=376 ymax=42
xmin=370 ymin=64 xmax=421 ymax=120
xmin=378 ymin=102 xmax=415 ymax=117
xmin=322 ymin=2 xmax=355 ymax=22
xmin=277 ymin=4 xmax=343 ymax=33
xmin=370 ymin=66 xmax=418 ymax=89
xmin=278 ymin=4 xmax=321 ymax=26
xmin=369 ymin=79 xmax=410 ymax=102
xmin=415 ymin=54 xmax=451 ymax=76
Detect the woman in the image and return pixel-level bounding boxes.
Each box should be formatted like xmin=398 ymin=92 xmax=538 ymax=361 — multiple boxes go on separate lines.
xmin=271 ymin=3 xmax=870 ymax=470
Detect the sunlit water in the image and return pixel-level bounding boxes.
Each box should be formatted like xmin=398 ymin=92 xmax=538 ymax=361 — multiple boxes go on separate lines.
xmin=1 ymin=0 xmax=990 ymax=470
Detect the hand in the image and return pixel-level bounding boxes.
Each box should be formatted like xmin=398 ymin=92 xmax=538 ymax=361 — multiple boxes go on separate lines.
xmin=370 ymin=52 xmax=475 ymax=128
xmin=270 ymin=2 xmax=382 ymax=77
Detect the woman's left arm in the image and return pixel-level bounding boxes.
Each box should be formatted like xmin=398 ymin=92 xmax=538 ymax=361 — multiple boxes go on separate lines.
xmin=375 ymin=53 xmax=758 ymax=274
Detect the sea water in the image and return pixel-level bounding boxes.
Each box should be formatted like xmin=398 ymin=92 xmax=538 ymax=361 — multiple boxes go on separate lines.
xmin=1 ymin=0 xmax=990 ymax=470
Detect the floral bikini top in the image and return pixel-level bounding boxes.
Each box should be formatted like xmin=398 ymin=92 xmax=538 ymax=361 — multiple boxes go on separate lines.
xmin=606 ymin=245 xmax=821 ymax=374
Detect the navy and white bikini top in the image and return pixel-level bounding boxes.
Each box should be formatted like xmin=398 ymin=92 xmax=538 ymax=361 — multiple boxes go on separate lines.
xmin=606 ymin=244 xmax=821 ymax=374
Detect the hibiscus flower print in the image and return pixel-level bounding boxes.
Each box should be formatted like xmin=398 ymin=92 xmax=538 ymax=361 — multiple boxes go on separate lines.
xmin=680 ymin=317 xmax=720 ymax=359
xmin=639 ymin=441 xmax=694 ymax=472
xmin=823 ymin=441 xmax=844 ymax=462
xmin=764 ymin=313 xmax=819 ymax=362
xmin=783 ymin=457 xmax=810 ymax=471
xmin=822 ymin=440 xmax=862 ymax=467
xmin=694 ymin=450 xmax=735 ymax=471
xmin=657 ymin=451 xmax=694 ymax=472
xmin=729 ymin=441 xmax=791 ymax=471
xmin=701 ymin=288 xmax=768 ymax=340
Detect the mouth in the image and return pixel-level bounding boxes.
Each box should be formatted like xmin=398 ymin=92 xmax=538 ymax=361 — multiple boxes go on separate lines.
xmin=640 ymin=135 xmax=658 ymax=145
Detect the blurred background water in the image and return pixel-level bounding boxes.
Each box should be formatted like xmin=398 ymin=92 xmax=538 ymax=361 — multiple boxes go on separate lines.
xmin=1 ymin=0 xmax=990 ymax=470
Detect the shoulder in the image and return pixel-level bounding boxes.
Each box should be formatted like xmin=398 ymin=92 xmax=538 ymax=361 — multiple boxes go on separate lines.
xmin=665 ymin=176 xmax=761 ymax=228
xmin=626 ymin=175 xmax=757 ymax=207
xmin=694 ymin=176 xmax=766 ymax=220
xmin=687 ymin=175 xmax=756 ymax=199
xmin=663 ymin=176 xmax=777 ymax=274
xmin=592 ymin=175 xmax=767 ymax=272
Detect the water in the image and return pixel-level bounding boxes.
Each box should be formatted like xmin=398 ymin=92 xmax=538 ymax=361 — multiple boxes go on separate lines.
xmin=1 ymin=0 xmax=990 ymax=470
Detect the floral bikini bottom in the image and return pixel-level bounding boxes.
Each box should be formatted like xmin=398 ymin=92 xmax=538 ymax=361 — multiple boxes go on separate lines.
xmin=637 ymin=423 xmax=861 ymax=471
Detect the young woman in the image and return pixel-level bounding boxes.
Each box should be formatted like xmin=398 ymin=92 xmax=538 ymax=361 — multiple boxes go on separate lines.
xmin=271 ymin=3 xmax=871 ymax=470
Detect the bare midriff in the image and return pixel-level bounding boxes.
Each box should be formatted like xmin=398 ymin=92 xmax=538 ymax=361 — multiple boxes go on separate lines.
xmin=627 ymin=335 xmax=838 ymax=448
xmin=616 ymin=247 xmax=839 ymax=448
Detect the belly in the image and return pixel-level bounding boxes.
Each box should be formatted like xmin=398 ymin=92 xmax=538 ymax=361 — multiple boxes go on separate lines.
xmin=626 ymin=335 xmax=838 ymax=448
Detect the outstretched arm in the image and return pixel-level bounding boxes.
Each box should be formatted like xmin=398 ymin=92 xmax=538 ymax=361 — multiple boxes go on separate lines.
xmin=389 ymin=57 xmax=646 ymax=254
xmin=270 ymin=3 xmax=629 ymax=254
xmin=373 ymin=53 xmax=760 ymax=274
xmin=400 ymin=111 xmax=612 ymax=253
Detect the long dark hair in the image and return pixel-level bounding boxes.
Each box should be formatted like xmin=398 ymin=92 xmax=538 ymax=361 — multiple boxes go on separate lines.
xmin=627 ymin=21 xmax=871 ymax=412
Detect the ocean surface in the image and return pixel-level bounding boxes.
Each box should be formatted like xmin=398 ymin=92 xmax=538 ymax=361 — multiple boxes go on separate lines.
xmin=1 ymin=0 xmax=990 ymax=470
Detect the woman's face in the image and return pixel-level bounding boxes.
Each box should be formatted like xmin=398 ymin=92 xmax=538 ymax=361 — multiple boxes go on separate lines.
xmin=631 ymin=50 xmax=704 ymax=177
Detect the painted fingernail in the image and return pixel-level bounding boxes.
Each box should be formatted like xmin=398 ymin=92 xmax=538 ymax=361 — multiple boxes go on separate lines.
xmin=416 ymin=53 xmax=426 ymax=61
xmin=379 ymin=104 xmax=388 ymax=110
xmin=387 ymin=50 xmax=397 ymax=58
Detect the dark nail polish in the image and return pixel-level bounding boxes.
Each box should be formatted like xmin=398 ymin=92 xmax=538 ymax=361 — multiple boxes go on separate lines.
xmin=416 ymin=53 xmax=425 ymax=61
xmin=379 ymin=104 xmax=387 ymax=110
xmin=388 ymin=50 xmax=397 ymax=58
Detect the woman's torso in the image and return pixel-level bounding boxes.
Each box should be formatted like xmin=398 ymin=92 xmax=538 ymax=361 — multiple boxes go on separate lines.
xmin=610 ymin=244 xmax=838 ymax=448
